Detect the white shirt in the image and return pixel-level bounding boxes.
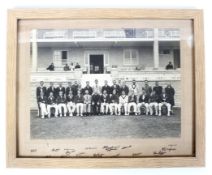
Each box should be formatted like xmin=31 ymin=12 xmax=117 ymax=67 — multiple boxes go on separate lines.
xmin=93 ymin=84 xmax=101 ymax=94
xmin=119 ymin=95 xmax=128 ymax=104
xmin=130 ymin=84 xmax=139 ymax=95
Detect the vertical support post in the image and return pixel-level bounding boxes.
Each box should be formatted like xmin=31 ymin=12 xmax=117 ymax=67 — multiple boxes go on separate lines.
xmin=153 ymin=28 xmax=159 ymax=69
xmin=32 ymin=29 xmax=37 ymax=72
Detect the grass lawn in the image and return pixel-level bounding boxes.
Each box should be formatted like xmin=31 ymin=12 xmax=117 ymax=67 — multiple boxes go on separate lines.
xmin=30 ymin=108 xmax=181 ymax=139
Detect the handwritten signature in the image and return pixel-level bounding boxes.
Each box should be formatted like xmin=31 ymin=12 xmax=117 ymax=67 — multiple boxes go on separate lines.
xmin=153 ymin=144 xmax=177 ymax=156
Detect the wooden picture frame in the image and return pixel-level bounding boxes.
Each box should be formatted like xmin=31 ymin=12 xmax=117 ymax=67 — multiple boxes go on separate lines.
xmin=7 ymin=9 xmax=205 ymax=168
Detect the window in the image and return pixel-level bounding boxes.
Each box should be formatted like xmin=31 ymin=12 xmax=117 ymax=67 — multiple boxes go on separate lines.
xmin=159 ymin=49 xmax=170 ymax=55
xmin=53 ymin=50 xmax=68 ymax=66
xmin=123 ymin=49 xmax=138 ymax=65
xmin=61 ymin=51 xmax=68 ymax=65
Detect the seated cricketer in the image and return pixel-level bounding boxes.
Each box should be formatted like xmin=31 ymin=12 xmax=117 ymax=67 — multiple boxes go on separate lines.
xmin=127 ymin=90 xmax=137 ymax=115
xmin=74 ymin=90 xmax=84 ymax=116
xmin=137 ymin=89 xmax=150 ymax=115
xmin=118 ymin=90 xmax=129 ymax=115
xmin=149 ymin=91 xmax=159 ymax=116
xmin=91 ymin=90 xmax=101 ymax=115
xmin=83 ymin=89 xmax=92 ymax=116
xmin=100 ymin=90 xmax=110 ymax=115
xmin=47 ymin=92 xmax=58 ymax=118
xmin=158 ymin=89 xmax=171 ymax=116
xmin=109 ymin=89 xmax=119 ymax=115
xmin=56 ymin=91 xmax=67 ymax=117
xmin=66 ymin=90 xmax=76 ymax=116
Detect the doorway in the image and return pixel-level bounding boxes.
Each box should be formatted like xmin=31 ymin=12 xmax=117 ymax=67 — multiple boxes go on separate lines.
xmin=89 ymin=54 xmax=104 ymax=74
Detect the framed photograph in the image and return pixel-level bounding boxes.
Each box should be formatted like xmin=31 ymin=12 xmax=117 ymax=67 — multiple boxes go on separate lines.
xmin=7 ymin=9 xmax=205 ymax=168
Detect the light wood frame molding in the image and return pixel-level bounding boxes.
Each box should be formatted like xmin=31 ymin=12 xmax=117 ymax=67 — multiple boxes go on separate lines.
xmin=6 ymin=9 xmax=205 ymax=168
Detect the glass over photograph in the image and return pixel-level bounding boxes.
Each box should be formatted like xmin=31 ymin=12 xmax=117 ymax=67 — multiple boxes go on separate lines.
xmin=17 ymin=19 xmax=194 ymax=157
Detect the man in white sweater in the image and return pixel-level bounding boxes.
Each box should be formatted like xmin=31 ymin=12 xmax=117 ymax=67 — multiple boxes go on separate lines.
xmin=118 ymin=90 xmax=129 ymax=115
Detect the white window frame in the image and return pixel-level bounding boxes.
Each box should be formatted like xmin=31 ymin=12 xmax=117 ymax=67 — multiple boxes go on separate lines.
xmin=123 ymin=49 xmax=139 ymax=65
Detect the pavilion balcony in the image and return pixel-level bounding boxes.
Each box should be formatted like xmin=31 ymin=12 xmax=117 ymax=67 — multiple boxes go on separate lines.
xmin=32 ymin=28 xmax=180 ymax=41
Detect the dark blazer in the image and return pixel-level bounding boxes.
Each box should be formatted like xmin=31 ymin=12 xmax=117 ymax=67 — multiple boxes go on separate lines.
xmin=159 ymin=94 xmax=170 ymax=103
xmin=165 ymin=86 xmax=175 ymax=106
xmin=72 ymin=85 xmax=79 ymax=96
xmin=82 ymin=86 xmax=93 ymax=95
xmin=47 ymin=86 xmax=57 ymax=97
xmin=110 ymin=84 xmax=121 ymax=95
xmin=101 ymin=85 xmax=111 ymax=94
xmin=36 ymin=86 xmax=47 ymax=99
xmin=91 ymin=94 xmax=101 ymax=104
xmin=138 ymin=94 xmax=149 ymax=103
xmin=153 ymin=86 xmax=163 ymax=96
xmin=37 ymin=95 xmax=47 ymax=103
xmin=47 ymin=96 xmax=56 ymax=105
xmin=149 ymin=94 xmax=158 ymax=103
xmin=143 ymin=85 xmax=152 ymax=96
xmin=56 ymin=86 xmax=66 ymax=96
xmin=74 ymin=95 xmax=84 ymax=103
xmin=65 ymin=86 xmax=72 ymax=96
xmin=100 ymin=94 xmax=110 ymax=103
xmin=109 ymin=94 xmax=119 ymax=103
xmin=66 ymin=94 xmax=75 ymax=102
xmin=128 ymin=95 xmax=137 ymax=103
xmin=56 ymin=95 xmax=66 ymax=104
xmin=120 ymin=85 xmax=129 ymax=95
xmin=46 ymin=64 xmax=55 ymax=71
xmin=166 ymin=64 xmax=174 ymax=70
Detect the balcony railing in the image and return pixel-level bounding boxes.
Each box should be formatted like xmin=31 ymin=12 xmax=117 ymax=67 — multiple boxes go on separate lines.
xmin=35 ymin=28 xmax=180 ymax=40
xmin=158 ymin=29 xmax=180 ymax=39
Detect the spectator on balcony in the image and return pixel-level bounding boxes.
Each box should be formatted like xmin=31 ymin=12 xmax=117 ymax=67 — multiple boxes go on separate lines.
xmin=63 ymin=64 xmax=70 ymax=71
xmin=166 ymin=61 xmax=174 ymax=70
xmin=70 ymin=62 xmax=75 ymax=71
xmin=75 ymin=62 xmax=81 ymax=69
xmin=46 ymin=63 xmax=55 ymax=71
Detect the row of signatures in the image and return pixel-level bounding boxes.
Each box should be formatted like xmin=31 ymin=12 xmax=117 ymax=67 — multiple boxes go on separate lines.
xmin=30 ymin=144 xmax=177 ymax=157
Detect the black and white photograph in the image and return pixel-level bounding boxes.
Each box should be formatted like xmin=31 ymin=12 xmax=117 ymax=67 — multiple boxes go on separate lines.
xmin=31 ymin=28 xmax=181 ymax=140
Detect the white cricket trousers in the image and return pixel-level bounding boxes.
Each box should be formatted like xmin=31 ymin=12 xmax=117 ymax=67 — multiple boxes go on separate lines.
xmin=39 ymin=102 xmax=48 ymax=118
xmin=47 ymin=104 xmax=58 ymax=117
xmin=137 ymin=102 xmax=149 ymax=115
xmin=76 ymin=103 xmax=84 ymax=116
xmin=67 ymin=102 xmax=76 ymax=116
xmin=58 ymin=103 xmax=67 ymax=117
